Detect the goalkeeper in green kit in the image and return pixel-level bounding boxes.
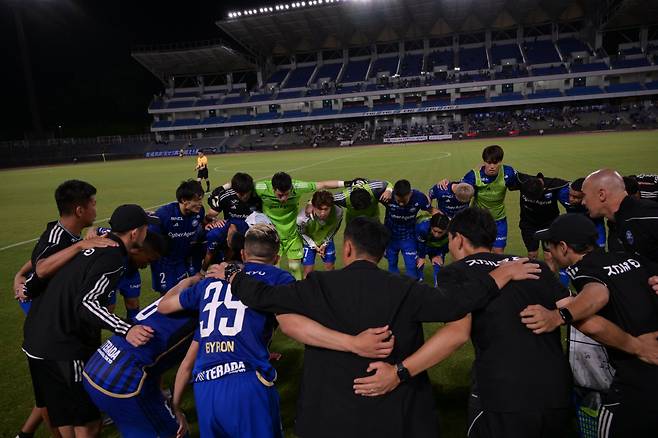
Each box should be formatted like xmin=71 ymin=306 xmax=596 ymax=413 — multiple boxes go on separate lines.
xmin=226 ymin=172 xmax=346 ymax=279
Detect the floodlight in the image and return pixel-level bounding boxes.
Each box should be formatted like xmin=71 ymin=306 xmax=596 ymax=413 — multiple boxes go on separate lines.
xmin=301 ymin=1 xmax=306 ymax=5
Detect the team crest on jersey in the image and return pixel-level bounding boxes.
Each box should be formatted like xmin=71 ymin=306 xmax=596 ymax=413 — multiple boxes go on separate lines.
xmin=192 ymin=219 xmax=199 ymax=227
xmin=83 ymin=248 xmax=95 ymax=256
xmin=625 ymin=230 xmax=634 ymax=245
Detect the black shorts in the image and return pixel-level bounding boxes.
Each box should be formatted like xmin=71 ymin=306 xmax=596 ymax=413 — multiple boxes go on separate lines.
xmin=197 ymin=168 xmax=209 ymax=179
xmin=598 ymin=385 xmax=658 ymax=437
xmin=27 ymin=357 xmax=100 ymax=427
xmin=519 ymin=222 xmax=550 ymax=252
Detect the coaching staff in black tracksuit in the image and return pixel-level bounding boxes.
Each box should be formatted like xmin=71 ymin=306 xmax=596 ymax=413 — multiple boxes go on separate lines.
xmin=22 ymin=204 xmax=158 ymax=436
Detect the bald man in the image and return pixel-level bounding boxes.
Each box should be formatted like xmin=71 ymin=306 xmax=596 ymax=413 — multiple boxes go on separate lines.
xmin=582 ymin=169 xmax=658 ymax=264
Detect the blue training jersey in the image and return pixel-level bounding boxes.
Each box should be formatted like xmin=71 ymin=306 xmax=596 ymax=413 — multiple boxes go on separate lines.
xmin=83 ymin=297 xmax=197 ymax=397
xmin=462 ymin=165 xmax=518 ymax=189
xmin=415 ymin=219 xmax=448 ymax=258
xmin=428 ymin=182 xmax=470 ymax=218
xmin=179 ymin=263 xmax=295 ymax=385
xmin=150 ymin=202 xmax=205 ymax=263
xmin=384 ymin=189 xmax=432 ymax=240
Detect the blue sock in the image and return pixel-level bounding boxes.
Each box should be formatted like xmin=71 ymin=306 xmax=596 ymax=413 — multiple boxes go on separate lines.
xmin=433 ymin=263 xmax=442 ymax=287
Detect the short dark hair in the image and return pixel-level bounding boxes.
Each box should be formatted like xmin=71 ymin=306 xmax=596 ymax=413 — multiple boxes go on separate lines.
xmin=521 ymin=176 xmax=544 ymax=199
xmin=482 ymin=145 xmax=504 ymax=163
xmin=393 ymin=179 xmax=411 ymax=198
xmin=350 ymin=188 xmax=372 ymax=210
xmin=143 ymin=231 xmax=167 ymax=256
xmin=623 ymin=176 xmax=639 ymax=196
xmin=344 ymin=217 xmax=390 ymax=260
xmin=245 ymin=224 xmax=280 ymax=259
xmin=176 ymin=179 xmax=204 ymax=202
xmin=271 ymin=172 xmax=292 ymax=192
xmin=312 ymin=190 xmax=334 ymax=208
xmin=55 ymin=180 xmax=97 ymax=216
xmin=570 ymin=177 xmax=585 ymax=192
xmin=430 ymin=213 xmax=450 ymax=230
xmin=231 ymin=172 xmax=254 ymax=195
xmin=448 ymin=207 xmax=497 ymax=249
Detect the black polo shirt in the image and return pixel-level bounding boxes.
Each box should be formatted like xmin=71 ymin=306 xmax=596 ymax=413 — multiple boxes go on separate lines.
xmin=438 ymin=252 xmax=572 ymax=412
xmin=613 ymin=195 xmax=658 ymax=263
xmin=567 ymin=249 xmax=658 ymax=405
xmin=23 ymin=233 xmax=132 ymax=361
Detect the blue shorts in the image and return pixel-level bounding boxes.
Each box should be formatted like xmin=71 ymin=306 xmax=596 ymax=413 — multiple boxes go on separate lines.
xmin=194 ymin=372 xmax=282 ymax=438
xmin=494 ymin=218 xmax=508 ymax=249
xmin=107 ymin=271 xmax=141 ymax=306
xmin=19 ymin=300 xmax=32 ymax=315
xmin=83 ymin=377 xmax=182 ymax=438
xmin=302 ymin=240 xmax=336 ymax=266
xmin=150 ymin=259 xmax=188 ymax=294
xmin=386 ymin=237 xmax=418 ymax=278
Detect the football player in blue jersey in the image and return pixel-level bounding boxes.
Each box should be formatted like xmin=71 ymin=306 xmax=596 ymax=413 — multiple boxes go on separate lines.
xmin=83 ymin=273 xmax=201 ymax=438
xmin=415 ymin=214 xmax=450 ymax=286
xmin=149 ymin=180 xmax=206 ymax=294
xmin=383 ymin=179 xmax=436 ymax=278
xmin=159 ymin=224 xmax=395 ymax=437
xmin=428 ymin=181 xmax=474 ymax=218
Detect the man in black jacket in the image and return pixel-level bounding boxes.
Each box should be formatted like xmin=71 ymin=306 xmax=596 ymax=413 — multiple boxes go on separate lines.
xmin=225 ymin=216 xmax=540 ymax=438
xmin=22 ymin=204 xmax=158 ymax=437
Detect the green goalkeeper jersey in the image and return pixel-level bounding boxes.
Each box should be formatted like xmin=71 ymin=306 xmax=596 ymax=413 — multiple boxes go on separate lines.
xmin=255 ymin=179 xmax=317 ymax=240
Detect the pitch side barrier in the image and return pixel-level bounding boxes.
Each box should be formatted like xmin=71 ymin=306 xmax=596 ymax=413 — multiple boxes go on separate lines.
xmin=383 ymin=134 xmax=453 ymax=144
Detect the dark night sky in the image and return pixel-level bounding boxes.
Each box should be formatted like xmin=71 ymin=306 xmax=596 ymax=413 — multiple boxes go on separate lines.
xmin=1 ymin=0 xmax=261 ymax=140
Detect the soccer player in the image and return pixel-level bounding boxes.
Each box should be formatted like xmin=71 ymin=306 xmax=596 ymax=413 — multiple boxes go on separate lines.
xmin=298 ymin=190 xmax=344 ymax=277
xmin=515 ymin=172 xmax=568 ymax=267
xmin=225 ymin=171 xmax=345 ymax=280
xmin=353 ymin=208 xmax=572 ymax=438
xmin=557 ymin=177 xmax=606 ymax=246
xmin=415 ymin=213 xmax=450 ymax=286
xmin=520 ymin=213 xmax=658 ymax=437
xmin=149 ymin=180 xmax=205 ymax=293
xmin=22 ymin=204 xmax=158 ymax=438
xmin=461 ymin=145 xmax=518 ymax=253
xmin=630 ymin=173 xmax=658 ymax=201
xmin=333 ymin=178 xmax=393 ymax=224
xmin=106 ymin=231 xmax=167 ymax=321
xmin=428 ymin=180 xmax=474 ymax=218
xmin=159 ymin=224 xmax=395 ymax=437
xmin=384 ymin=179 xmax=435 ymax=278
xmin=13 ymin=180 xmax=115 ymax=438
xmin=83 ymin=274 xmax=201 ymax=438
xmin=195 ymin=150 xmax=210 ymax=193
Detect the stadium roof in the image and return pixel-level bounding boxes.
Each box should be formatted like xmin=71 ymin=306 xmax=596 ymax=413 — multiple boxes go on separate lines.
xmin=131 ymin=40 xmax=257 ymax=83
xmin=216 ymin=0 xmax=595 ymax=56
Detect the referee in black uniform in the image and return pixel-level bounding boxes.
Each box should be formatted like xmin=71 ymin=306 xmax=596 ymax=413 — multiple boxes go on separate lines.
xmin=522 ymin=213 xmax=658 ymax=437
xmin=22 ymin=204 xmax=158 ymax=436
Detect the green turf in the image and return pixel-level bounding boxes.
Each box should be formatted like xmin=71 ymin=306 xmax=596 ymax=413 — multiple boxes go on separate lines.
xmin=1 ymin=130 xmax=657 ymax=437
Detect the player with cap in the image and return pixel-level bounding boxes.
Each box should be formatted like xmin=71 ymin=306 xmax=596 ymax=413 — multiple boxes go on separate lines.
xmin=520 ymin=213 xmax=658 ymax=438
xmin=22 ymin=204 xmax=159 ymax=437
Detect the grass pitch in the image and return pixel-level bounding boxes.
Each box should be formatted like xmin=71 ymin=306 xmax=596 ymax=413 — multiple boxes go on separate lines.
xmin=1 ymin=130 xmax=657 ymax=437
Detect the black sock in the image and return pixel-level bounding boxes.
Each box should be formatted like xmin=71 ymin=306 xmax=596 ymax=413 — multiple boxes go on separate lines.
xmin=206 ymin=181 xmax=210 ymax=191
xmin=18 ymin=432 xmax=35 ymax=438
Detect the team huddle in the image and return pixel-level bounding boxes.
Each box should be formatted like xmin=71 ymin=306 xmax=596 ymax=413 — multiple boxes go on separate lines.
xmin=12 ymin=144 xmax=658 ymax=438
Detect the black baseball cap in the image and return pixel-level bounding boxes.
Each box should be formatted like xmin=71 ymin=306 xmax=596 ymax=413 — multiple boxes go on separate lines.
xmin=534 ymin=214 xmax=598 ymax=245
xmin=109 ymin=204 xmax=159 ymax=232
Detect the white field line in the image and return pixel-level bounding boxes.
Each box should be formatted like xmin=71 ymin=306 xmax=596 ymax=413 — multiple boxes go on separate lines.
xmin=1 ymin=150 xmax=450 ymax=252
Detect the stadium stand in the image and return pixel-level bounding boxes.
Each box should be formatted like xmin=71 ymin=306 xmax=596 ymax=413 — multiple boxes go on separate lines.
xmin=426 ymin=49 xmax=454 ymax=70
xmin=458 ymin=46 xmax=489 ymax=70
xmin=340 ymin=60 xmax=370 ymax=83
xmin=399 ymin=53 xmax=424 ymax=77
xmin=283 ymin=65 xmax=316 ymax=88
xmin=490 ymin=43 xmax=522 ymax=65
xmin=369 ymin=57 xmax=399 ymax=78
xmin=524 ymin=40 xmax=561 ymax=64
xmin=315 ymin=63 xmax=342 ymax=83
